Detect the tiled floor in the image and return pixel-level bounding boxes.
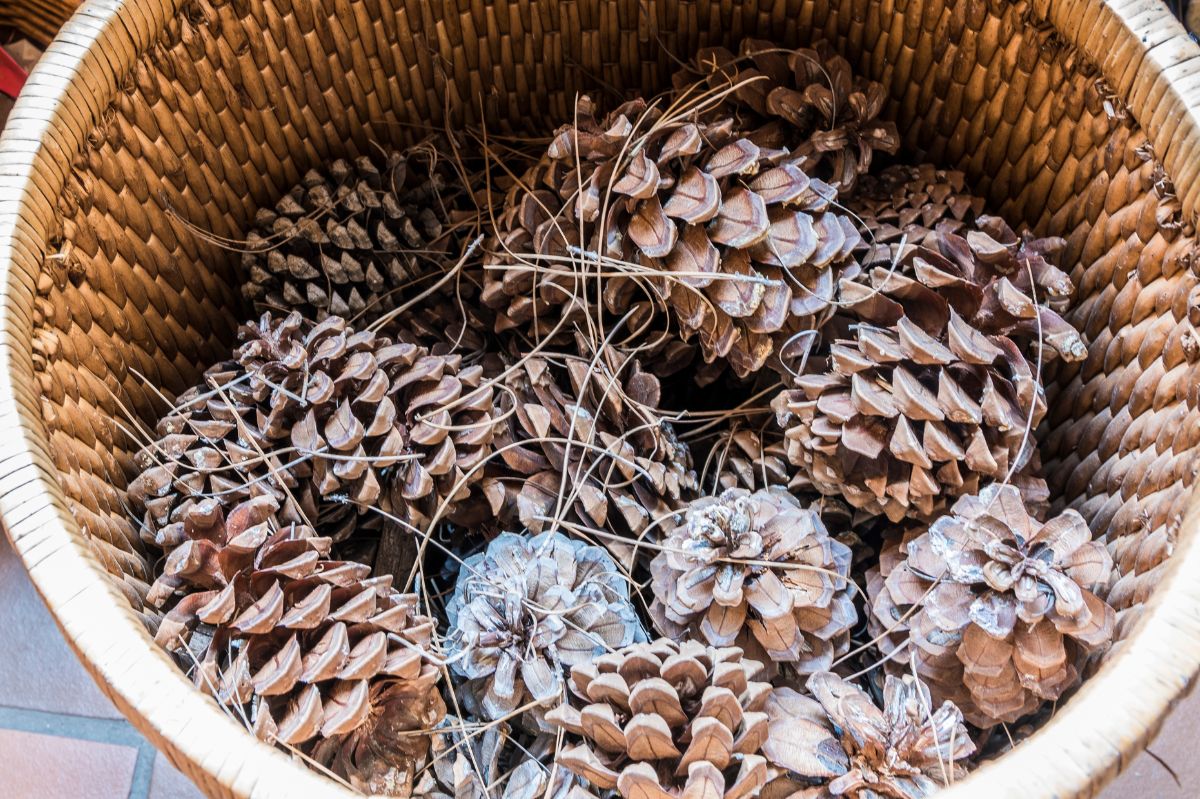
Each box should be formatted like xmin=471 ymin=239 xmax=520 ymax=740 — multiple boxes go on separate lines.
xmin=0 ymin=537 xmax=204 ymax=799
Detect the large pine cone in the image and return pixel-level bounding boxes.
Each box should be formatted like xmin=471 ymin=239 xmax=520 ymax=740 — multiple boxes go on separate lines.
xmin=648 ymin=487 xmax=855 ymax=672
xmin=865 ymin=483 xmax=1116 ymax=726
xmin=545 ymin=639 xmax=775 ymax=799
xmin=241 ymin=141 xmax=475 ymax=324
xmin=483 ymin=78 xmax=864 ymax=379
xmin=762 ymin=672 xmax=974 ymax=798
xmin=129 ymin=312 xmax=495 ymax=556
xmin=772 ymin=221 xmax=1086 ymax=523
xmin=445 ymin=531 xmax=646 ymax=727
xmin=686 ymin=40 xmax=900 ymax=192
xmin=151 ymin=511 xmax=443 ymax=756
xmin=486 ymin=349 xmax=698 ymax=567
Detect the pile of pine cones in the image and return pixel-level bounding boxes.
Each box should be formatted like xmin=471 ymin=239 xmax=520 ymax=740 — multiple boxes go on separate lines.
xmin=127 ymin=41 xmax=1115 ymax=798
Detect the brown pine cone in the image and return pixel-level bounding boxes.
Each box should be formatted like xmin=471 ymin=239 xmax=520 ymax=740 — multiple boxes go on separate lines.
xmin=865 ymin=483 xmax=1116 ymax=726
xmin=545 ymin=639 xmax=775 ymax=799
xmin=445 ymin=531 xmax=646 ymax=727
xmin=648 ymin=487 xmax=855 ymax=672
xmin=309 ymin=678 xmax=448 ymax=796
xmin=687 ymin=40 xmax=900 ymax=192
xmin=152 ymin=517 xmax=443 ymax=757
xmin=849 ymin=164 xmax=985 ymax=255
xmin=483 ymin=79 xmax=864 ymax=379
xmin=772 ymin=221 xmax=1085 ymax=523
xmin=762 ymin=672 xmax=974 ymax=798
xmin=129 ymin=311 xmax=496 ymax=558
xmin=240 ymin=140 xmax=475 ymax=324
xmin=485 ymin=349 xmax=698 ymax=567
xmin=711 ymin=424 xmax=796 ymax=492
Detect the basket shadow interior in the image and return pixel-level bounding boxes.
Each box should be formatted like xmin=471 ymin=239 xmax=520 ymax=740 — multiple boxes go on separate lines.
xmin=19 ymin=0 xmax=1200 ymax=793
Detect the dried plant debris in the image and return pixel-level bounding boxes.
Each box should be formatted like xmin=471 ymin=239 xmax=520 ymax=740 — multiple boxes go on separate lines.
xmin=129 ymin=39 xmax=1110 ymax=799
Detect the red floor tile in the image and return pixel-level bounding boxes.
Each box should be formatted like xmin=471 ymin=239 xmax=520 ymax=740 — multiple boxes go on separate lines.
xmin=150 ymin=752 xmax=204 ymax=799
xmin=0 ymin=728 xmax=137 ymax=799
xmin=0 ymin=537 xmax=125 ymax=719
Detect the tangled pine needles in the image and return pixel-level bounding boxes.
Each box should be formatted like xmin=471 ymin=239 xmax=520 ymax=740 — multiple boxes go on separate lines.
xmin=127 ymin=41 xmax=1114 ymax=799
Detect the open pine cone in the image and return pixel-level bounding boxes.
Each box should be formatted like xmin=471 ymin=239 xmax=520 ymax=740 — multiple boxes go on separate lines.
xmin=545 ymin=638 xmax=775 ymax=799
xmin=773 ymin=219 xmax=1086 ymax=523
xmin=865 ymin=483 xmax=1116 ymax=726
xmin=240 ymin=140 xmax=478 ymax=325
xmin=130 ymin=311 xmax=495 ymax=555
xmin=483 ymin=65 xmax=866 ymax=378
xmin=486 ymin=349 xmax=698 ymax=567
xmin=687 ymin=40 xmax=900 ymax=192
xmin=649 ymin=487 xmax=855 ymax=672
xmin=762 ymin=672 xmax=974 ymax=798
xmin=445 ymin=531 xmax=647 ymax=727
xmin=151 ymin=514 xmax=443 ymax=761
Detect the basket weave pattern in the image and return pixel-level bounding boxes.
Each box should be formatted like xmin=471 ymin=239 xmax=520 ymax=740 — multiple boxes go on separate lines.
xmin=4 ymin=0 xmax=1200 ymax=797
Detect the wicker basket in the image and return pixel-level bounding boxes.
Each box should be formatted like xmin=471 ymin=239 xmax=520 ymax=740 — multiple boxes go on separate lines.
xmin=2 ymin=0 xmax=1200 ymax=796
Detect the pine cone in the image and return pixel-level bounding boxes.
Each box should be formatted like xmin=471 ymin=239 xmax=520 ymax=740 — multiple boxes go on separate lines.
xmin=485 ymin=349 xmax=698 ymax=568
xmin=130 ymin=311 xmax=496 ymax=559
xmin=545 ymin=638 xmax=775 ymax=799
xmin=445 ymin=531 xmax=646 ymax=727
xmin=865 ymin=483 xmax=1116 ymax=726
xmin=849 ymin=164 xmax=985 ymax=256
xmin=712 ymin=425 xmax=795 ymax=492
xmin=648 ymin=488 xmax=855 ymax=672
xmin=152 ymin=518 xmax=443 ymax=755
xmin=241 ymin=140 xmax=475 ymax=325
xmin=309 ymin=679 xmax=448 ymax=796
xmin=687 ymin=40 xmax=900 ymax=192
xmin=483 ymin=78 xmax=864 ymax=378
xmin=772 ymin=221 xmax=1085 ymax=523
xmin=762 ymin=672 xmax=974 ymax=798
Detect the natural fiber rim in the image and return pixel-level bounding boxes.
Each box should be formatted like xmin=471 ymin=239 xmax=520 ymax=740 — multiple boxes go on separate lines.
xmin=0 ymin=1 xmax=1197 ymax=797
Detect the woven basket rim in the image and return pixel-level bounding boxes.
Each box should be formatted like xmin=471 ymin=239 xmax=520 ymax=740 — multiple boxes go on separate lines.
xmin=1 ymin=1 xmax=1199 ymax=796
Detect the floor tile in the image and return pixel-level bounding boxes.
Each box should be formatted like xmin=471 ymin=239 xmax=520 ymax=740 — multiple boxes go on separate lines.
xmin=150 ymin=751 xmax=205 ymax=799
xmin=1101 ymin=687 xmax=1200 ymax=798
xmin=0 ymin=727 xmax=137 ymax=799
xmin=0 ymin=536 xmax=124 ymax=719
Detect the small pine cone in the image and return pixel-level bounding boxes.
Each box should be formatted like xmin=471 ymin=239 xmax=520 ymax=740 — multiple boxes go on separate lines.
xmin=240 ymin=141 xmax=472 ymax=325
xmin=483 ymin=81 xmax=863 ymax=379
xmin=648 ymin=488 xmax=855 ymax=672
xmin=445 ymin=532 xmax=646 ymax=727
xmin=773 ymin=223 xmax=1085 ymax=523
xmin=688 ymin=40 xmax=900 ymax=192
xmin=485 ymin=350 xmax=698 ymax=568
xmin=712 ymin=425 xmax=796 ymax=492
xmin=309 ymin=679 xmax=448 ymax=796
xmin=865 ymin=483 xmax=1116 ymax=726
xmin=152 ymin=521 xmax=443 ymax=752
xmin=545 ymin=639 xmax=775 ymax=799
xmin=849 ymin=164 xmax=985 ymax=255
xmin=762 ymin=672 xmax=974 ymax=798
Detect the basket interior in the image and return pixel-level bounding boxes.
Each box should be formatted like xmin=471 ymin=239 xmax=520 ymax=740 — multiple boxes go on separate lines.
xmin=31 ymin=0 xmax=1199 ymax=648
